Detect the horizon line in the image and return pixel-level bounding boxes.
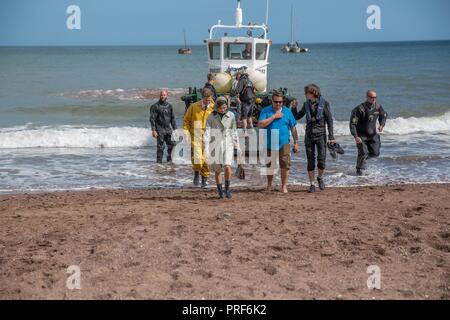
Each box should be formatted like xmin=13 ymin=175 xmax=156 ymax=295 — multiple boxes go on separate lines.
xmin=1 ymin=39 xmax=449 ymax=48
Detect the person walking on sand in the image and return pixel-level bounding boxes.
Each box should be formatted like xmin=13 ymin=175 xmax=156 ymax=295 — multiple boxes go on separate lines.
xmin=350 ymin=90 xmax=388 ymax=176
xmin=291 ymin=84 xmax=336 ymax=193
xmin=183 ymin=88 xmax=215 ymax=188
xmin=258 ymin=90 xmax=299 ymax=193
xmin=204 ymin=73 xmax=217 ymax=101
xmin=149 ymin=90 xmax=177 ymax=163
xmin=204 ymin=96 xmax=241 ymax=199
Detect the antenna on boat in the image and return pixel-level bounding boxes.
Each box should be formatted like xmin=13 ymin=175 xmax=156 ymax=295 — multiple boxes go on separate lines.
xmin=265 ymin=0 xmax=270 ymax=26
xmin=290 ymin=5 xmax=294 ymax=43
xmin=236 ymin=0 xmax=243 ymax=27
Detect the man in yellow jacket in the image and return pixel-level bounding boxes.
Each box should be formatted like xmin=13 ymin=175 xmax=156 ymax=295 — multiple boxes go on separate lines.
xmin=183 ymin=88 xmax=215 ymax=188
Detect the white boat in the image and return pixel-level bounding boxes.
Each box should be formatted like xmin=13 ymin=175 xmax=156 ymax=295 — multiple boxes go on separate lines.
xmin=181 ymin=0 xmax=295 ymax=115
xmin=281 ymin=5 xmax=308 ymax=53
xmin=205 ymin=0 xmax=271 ymax=93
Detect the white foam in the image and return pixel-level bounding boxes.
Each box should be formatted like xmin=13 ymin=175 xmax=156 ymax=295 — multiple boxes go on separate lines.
xmin=61 ymin=88 xmax=187 ymax=101
xmin=332 ymin=111 xmax=450 ymax=136
xmin=0 ymin=125 xmax=154 ymax=149
xmin=1 ymin=112 xmax=449 ymax=149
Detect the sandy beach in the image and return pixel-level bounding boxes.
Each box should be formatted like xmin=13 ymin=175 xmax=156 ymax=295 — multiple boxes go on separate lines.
xmin=0 ymin=183 xmax=448 ymax=300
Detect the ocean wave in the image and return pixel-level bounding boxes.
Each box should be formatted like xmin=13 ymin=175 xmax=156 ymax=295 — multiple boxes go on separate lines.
xmin=0 ymin=112 xmax=449 ymax=149
xmin=0 ymin=125 xmax=154 ymax=149
xmin=60 ymin=88 xmax=186 ymax=101
xmin=332 ymin=111 xmax=450 ymax=136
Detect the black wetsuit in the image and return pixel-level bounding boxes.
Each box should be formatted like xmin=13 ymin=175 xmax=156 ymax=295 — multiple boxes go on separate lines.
xmin=292 ymin=98 xmax=334 ymax=171
xmin=235 ymin=75 xmax=256 ymax=120
xmin=349 ymin=102 xmax=387 ymax=170
xmin=203 ymin=82 xmax=217 ymax=101
xmin=149 ymin=100 xmax=177 ymax=163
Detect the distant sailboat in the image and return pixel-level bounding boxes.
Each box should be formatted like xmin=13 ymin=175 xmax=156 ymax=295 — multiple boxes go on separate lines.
xmin=178 ymin=29 xmax=192 ymax=55
xmin=281 ymin=5 xmax=308 ymax=53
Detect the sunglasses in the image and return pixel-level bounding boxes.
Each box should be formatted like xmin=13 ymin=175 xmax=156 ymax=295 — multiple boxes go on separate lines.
xmin=368 ymin=96 xmax=377 ymax=99
xmin=273 ymin=100 xmax=283 ymax=104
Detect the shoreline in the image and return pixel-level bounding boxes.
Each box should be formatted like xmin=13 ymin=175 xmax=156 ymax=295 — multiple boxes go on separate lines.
xmin=1 ymin=181 xmax=449 ymax=197
xmin=0 ymin=183 xmax=449 ymax=299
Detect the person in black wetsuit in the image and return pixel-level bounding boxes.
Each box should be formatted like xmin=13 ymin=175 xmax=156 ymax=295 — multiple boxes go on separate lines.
xmin=235 ymin=72 xmax=256 ymax=133
xmin=292 ymin=84 xmax=336 ymax=193
xmin=149 ymin=90 xmax=177 ymax=163
xmin=349 ymin=90 xmax=388 ymax=175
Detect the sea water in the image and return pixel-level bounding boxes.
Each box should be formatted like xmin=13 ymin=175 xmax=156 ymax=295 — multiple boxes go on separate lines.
xmin=0 ymin=42 xmax=449 ymax=193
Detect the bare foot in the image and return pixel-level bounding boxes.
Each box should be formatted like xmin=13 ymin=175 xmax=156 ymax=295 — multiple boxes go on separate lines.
xmin=282 ymin=187 xmax=288 ymax=193
xmin=265 ymin=186 xmax=273 ymax=192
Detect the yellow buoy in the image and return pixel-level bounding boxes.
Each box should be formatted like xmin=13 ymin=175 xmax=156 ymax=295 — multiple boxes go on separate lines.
xmin=214 ymin=72 xmax=232 ymax=94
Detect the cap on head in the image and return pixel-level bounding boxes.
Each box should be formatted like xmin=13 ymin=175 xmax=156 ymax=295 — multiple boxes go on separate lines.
xmin=214 ymin=96 xmax=229 ymax=111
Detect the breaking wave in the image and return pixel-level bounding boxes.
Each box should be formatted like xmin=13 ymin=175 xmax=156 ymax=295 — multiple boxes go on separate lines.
xmin=0 ymin=112 xmax=449 ymax=149
xmin=60 ymin=88 xmax=186 ymax=101
xmin=332 ymin=111 xmax=450 ymax=136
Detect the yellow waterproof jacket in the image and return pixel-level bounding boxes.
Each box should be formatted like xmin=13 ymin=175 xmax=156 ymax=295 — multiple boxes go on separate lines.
xmin=183 ymin=100 xmax=215 ymax=137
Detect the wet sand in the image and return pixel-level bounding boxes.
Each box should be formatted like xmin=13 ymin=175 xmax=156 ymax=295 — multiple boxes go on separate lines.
xmin=0 ymin=183 xmax=449 ymax=300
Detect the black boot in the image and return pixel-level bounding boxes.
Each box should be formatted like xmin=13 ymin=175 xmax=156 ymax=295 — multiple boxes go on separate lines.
xmin=216 ymin=184 xmax=224 ymax=199
xmin=193 ymin=171 xmax=200 ymax=186
xmin=317 ymin=177 xmax=325 ymax=190
xmin=308 ymin=184 xmax=316 ymax=193
xmin=225 ymin=180 xmax=232 ymax=199
xmin=201 ymin=176 xmax=208 ymax=189
xmin=356 ymin=168 xmax=363 ymax=176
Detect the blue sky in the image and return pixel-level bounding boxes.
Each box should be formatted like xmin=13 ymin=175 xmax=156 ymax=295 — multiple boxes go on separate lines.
xmin=1 ymin=0 xmax=449 ymax=45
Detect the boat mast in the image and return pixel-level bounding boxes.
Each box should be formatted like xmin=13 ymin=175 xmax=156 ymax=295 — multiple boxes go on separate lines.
xmin=183 ymin=29 xmax=187 ymax=48
xmin=290 ymin=5 xmax=294 ymax=44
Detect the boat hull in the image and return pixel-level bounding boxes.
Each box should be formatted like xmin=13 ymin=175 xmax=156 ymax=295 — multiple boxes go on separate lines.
xmin=178 ymin=48 xmax=192 ymax=55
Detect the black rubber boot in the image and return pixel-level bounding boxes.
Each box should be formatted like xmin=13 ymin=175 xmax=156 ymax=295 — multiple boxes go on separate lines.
xmin=193 ymin=171 xmax=200 ymax=186
xmin=317 ymin=177 xmax=325 ymax=190
xmin=356 ymin=168 xmax=363 ymax=176
xmin=201 ymin=176 xmax=208 ymax=189
xmin=216 ymin=184 xmax=224 ymax=199
xmin=225 ymin=180 xmax=232 ymax=199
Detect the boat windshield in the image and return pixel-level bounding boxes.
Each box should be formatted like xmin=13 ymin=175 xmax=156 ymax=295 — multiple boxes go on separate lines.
xmin=224 ymin=42 xmax=252 ymax=60
xmin=208 ymin=42 xmax=220 ymax=60
xmin=255 ymin=43 xmax=268 ymax=60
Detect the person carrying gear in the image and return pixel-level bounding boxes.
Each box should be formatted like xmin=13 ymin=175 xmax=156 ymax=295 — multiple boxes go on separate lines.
xmin=292 ymin=84 xmax=335 ymax=193
xmin=183 ymin=88 xmax=215 ymax=188
xmin=149 ymin=90 xmax=177 ymax=163
xmin=350 ymin=90 xmax=388 ymax=175
xmin=204 ymin=96 xmax=241 ymax=199
xmin=235 ymin=72 xmax=256 ymax=132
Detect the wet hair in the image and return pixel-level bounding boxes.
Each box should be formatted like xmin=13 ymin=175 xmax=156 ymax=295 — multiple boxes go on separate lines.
xmin=304 ymin=84 xmax=321 ymax=98
xmin=207 ymin=73 xmax=215 ymax=82
xmin=202 ymin=87 xmax=213 ymax=98
xmin=272 ymin=89 xmax=284 ymax=100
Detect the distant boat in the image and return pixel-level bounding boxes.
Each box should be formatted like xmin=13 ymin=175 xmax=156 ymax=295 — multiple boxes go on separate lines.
xmin=178 ymin=29 xmax=192 ymax=55
xmin=281 ymin=5 xmax=308 ymax=53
